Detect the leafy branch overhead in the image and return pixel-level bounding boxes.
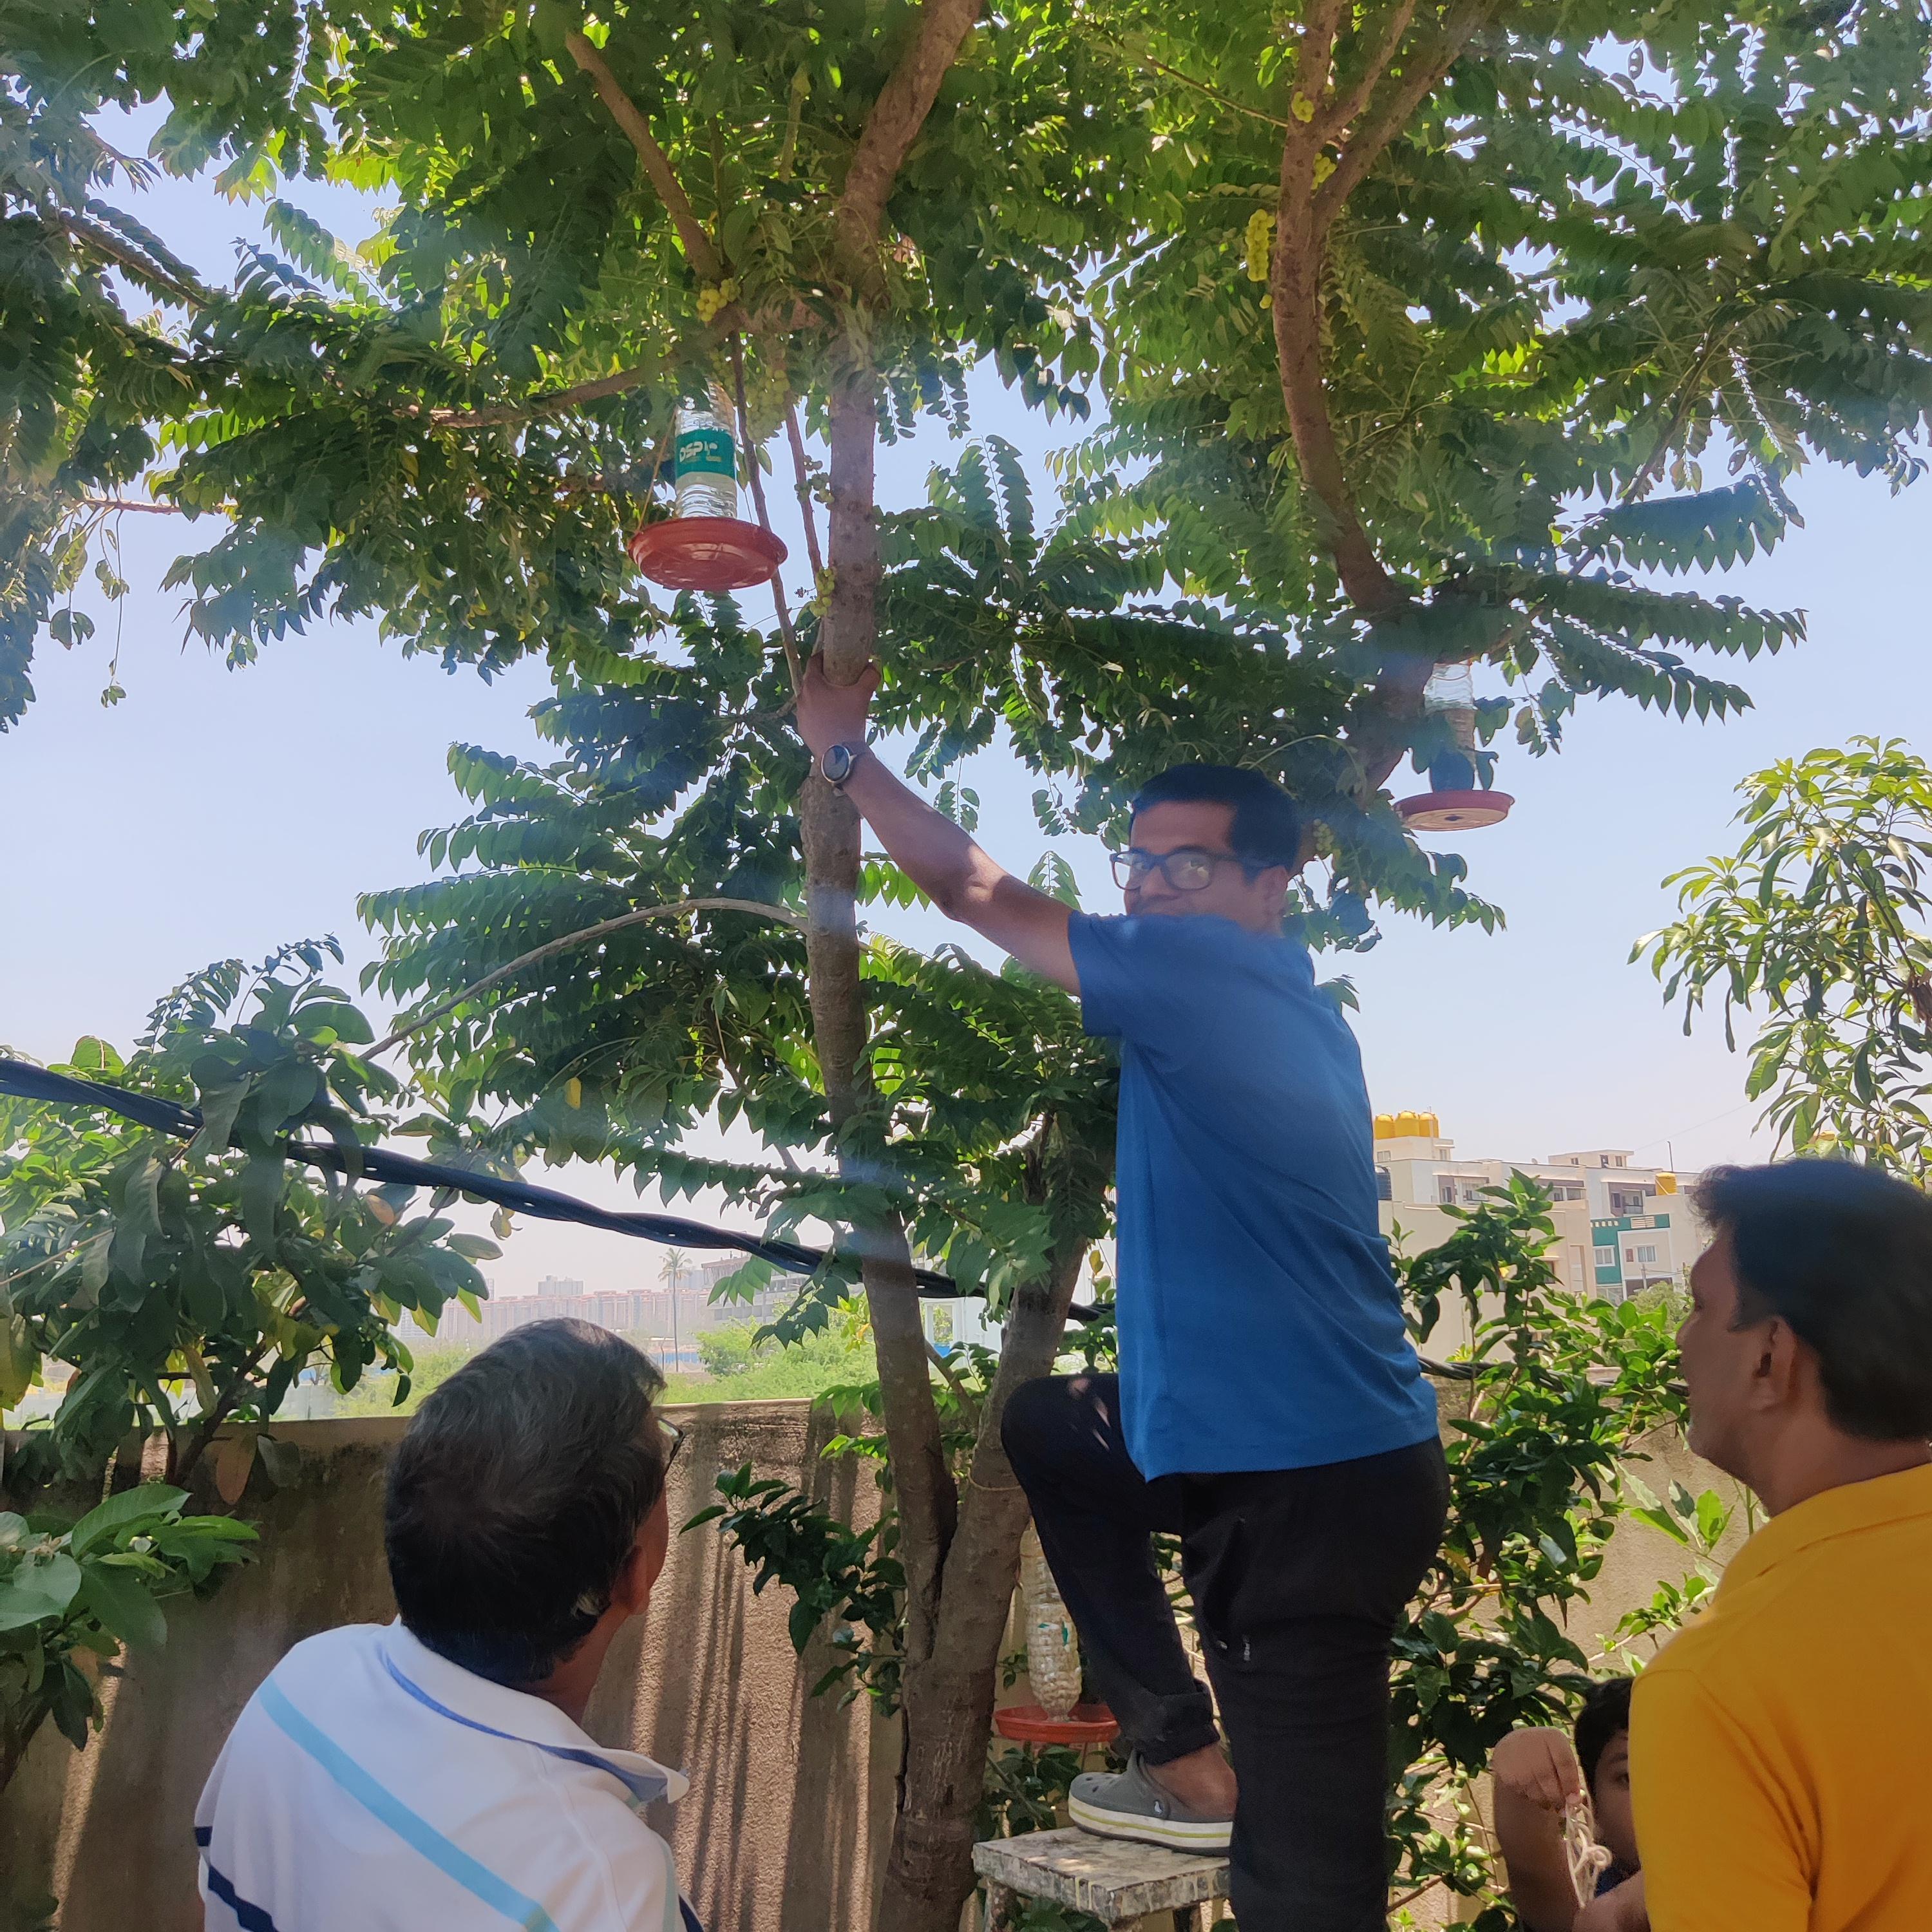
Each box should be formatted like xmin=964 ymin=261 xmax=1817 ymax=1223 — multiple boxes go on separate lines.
xmin=12 ymin=3 xmax=1929 ymax=833
xmin=358 ymin=665 xmax=1114 ymax=1321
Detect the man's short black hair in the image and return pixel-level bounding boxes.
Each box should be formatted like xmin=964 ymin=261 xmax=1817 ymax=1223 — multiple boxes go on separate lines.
xmin=1130 ymin=763 xmax=1303 ymax=871
xmin=385 ymin=1318 xmax=668 ymax=1687
xmin=1574 ymin=1676 xmax=1632 ymax=1792
xmin=1693 ymin=1159 xmax=1932 ymax=1441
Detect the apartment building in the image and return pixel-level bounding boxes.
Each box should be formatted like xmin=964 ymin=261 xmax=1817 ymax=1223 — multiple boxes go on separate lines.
xmin=406 ymin=1257 xmax=793 ymax=1361
xmin=1374 ymin=1111 xmax=1701 ymax=1312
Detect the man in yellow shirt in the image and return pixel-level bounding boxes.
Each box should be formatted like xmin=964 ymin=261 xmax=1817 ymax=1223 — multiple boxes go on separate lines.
xmin=1631 ymin=1159 xmax=1932 ymax=1932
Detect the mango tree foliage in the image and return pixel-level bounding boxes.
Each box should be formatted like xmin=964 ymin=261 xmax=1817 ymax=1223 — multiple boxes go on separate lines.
xmin=1638 ymin=737 xmax=1932 ymax=1172
xmin=1389 ymin=1177 xmax=1701 ymax=1927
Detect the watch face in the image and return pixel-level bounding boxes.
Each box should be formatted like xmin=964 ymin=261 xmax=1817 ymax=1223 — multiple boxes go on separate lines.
xmin=822 ymin=743 xmax=854 ymax=784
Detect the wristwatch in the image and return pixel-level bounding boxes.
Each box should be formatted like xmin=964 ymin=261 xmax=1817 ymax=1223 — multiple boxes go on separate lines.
xmin=819 ymin=741 xmax=870 ymax=788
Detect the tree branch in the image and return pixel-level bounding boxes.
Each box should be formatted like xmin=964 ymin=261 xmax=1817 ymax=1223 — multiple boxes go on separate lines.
xmin=820 ymin=369 xmax=883 ymax=683
xmin=1616 ymin=316 xmax=1738 ymax=504
xmin=80 ymin=497 xmax=183 ymax=515
xmin=1268 ymin=1 xmax=1397 ymax=611
xmin=799 ymin=372 xmax=956 ymax=1683
xmin=1099 ymin=35 xmax=1294 ymax=129
xmin=786 ymin=403 xmax=827 ymax=583
xmin=565 ymin=30 xmax=725 ymax=283
xmin=833 ymin=0 xmax=985 ymax=292
xmin=943 ymin=1240 xmax=1088 ymax=1624
xmin=423 ymin=362 xmax=661 ymax=430
xmin=1292 ymin=0 xmax=1349 ymax=126
xmin=1269 ymin=196 xmax=1401 ymax=612
xmin=732 ymin=338 xmax=804 ymax=690
xmin=55 ymin=207 xmax=214 ymax=311
xmin=1321 ymin=0 xmax=1420 ymax=137
xmin=925 ymin=1338 xmax=980 ymax=1428
xmin=173 ymin=1344 xmax=274 ymax=1484
xmin=875 ymin=1240 xmax=1086 ymax=1905
xmin=1271 ymin=2 xmax=1492 ymax=618
xmin=369 ymin=897 xmax=805 ymax=1057
xmin=1315 ymin=3 xmax=1491 ymax=228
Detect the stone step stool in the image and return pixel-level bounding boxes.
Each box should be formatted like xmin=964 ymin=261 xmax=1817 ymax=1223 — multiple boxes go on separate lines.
xmin=972 ymin=1827 xmax=1231 ymax=1930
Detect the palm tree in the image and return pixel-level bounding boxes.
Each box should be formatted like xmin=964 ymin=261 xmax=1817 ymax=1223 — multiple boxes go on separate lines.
xmin=659 ymin=1249 xmax=689 ymax=1367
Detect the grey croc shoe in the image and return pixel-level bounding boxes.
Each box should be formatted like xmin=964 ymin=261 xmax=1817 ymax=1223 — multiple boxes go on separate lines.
xmin=1068 ymin=1753 xmax=1234 ymax=1852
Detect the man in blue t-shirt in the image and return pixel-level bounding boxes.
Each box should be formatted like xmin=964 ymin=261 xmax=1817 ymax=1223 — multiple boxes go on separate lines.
xmin=799 ymin=658 xmax=1448 ymax=1932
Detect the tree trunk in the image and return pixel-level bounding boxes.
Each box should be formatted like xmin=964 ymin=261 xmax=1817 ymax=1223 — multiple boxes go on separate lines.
xmin=1269 ymin=4 xmax=1496 ymax=795
xmin=799 ymin=361 xmax=1095 ymax=1932
xmin=875 ymin=1241 xmax=1088 ymax=1926
xmin=799 ymin=357 xmax=958 ymax=1714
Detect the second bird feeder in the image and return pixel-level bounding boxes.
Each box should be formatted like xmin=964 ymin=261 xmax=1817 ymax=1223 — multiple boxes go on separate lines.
xmin=992 ymin=1524 xmax=1119 ymax=1747
xmin=1396 ymin=659 xmax=1515 ymax=832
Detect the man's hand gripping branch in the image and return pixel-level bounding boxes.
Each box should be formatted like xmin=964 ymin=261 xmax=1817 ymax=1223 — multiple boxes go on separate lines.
xmin=795 ymin=654 xmax=1079 ymax=992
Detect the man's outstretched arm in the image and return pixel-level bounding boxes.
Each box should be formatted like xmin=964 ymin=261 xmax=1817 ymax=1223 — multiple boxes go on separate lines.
xmin=796 ymin=656 xmax=1079 ymax=992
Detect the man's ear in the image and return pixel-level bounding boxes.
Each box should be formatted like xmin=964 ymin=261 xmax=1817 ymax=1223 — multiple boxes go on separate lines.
xmin=1750 ymin=1316 xmax=1806 ymax=1412
xmin=612 ymin=1492 xmax=672 ymax=1615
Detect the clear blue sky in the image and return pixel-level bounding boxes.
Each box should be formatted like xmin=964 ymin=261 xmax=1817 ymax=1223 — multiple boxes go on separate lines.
xmin=6 ymin=113 xmax=1929 ymax=1295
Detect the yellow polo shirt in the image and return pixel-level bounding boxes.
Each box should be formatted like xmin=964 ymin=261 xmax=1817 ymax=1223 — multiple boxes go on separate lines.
xmin=1631 ymin=1461 xmax=1932 ymax=1932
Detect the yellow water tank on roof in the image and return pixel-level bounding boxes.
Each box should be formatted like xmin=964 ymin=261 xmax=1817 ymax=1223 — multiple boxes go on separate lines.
xmin=1373 ymin=1110 xmax=1441 ymax=1141
xmin=1656 ymin=1171 xmax=1678 ymax=1195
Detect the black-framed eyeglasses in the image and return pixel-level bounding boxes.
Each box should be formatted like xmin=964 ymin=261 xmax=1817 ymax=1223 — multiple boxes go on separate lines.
xmin=1109 ymin=848 xmax=1238 ymax=893
xmin=658 ymin=1416 xmax=685 ymax=1472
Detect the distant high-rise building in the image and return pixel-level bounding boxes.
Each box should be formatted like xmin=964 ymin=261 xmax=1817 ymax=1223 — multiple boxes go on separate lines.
xmin=402 ymin=1253 xmax=793 ymax=1363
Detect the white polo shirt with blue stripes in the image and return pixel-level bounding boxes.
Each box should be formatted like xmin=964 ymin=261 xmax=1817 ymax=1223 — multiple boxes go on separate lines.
xmin=196 ymin=1620 xmax=697 ymax=1932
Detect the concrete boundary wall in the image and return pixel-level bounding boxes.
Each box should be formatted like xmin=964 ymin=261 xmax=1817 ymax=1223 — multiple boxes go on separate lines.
xmin=1 ymin=1403 xmax=1745 ymax=1932
xmin=1 ymin=1401 xmax=893 ymax=1932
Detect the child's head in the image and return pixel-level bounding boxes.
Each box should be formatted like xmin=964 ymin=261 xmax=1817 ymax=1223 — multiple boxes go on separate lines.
xmin=1575 ymin=1677 xmax=1638 ymax=1873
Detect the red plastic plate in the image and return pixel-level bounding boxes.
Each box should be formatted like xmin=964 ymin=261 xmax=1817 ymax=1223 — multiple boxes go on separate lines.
xmin=992 ymin=1702 xmax=1120 ymax=1747
xmin=627 ymin=516 xmax=788 ymax=592
xmin=1397 ymin=788 xmax=1515 ymax=831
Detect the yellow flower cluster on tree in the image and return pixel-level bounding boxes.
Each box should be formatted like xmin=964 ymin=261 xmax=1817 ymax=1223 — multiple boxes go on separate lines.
xmin=1244 ymin=208 xmax=1274 ymax=284
xmin=694 ymin=276 xmax=741 ymax=323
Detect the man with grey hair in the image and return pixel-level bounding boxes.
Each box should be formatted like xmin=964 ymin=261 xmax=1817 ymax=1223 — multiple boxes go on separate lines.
xmin=196 ymin=1319 xmax=699 ymax=1932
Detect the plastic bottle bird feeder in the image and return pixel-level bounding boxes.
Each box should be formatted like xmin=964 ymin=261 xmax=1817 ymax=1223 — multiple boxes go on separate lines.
xmin=993 ymin=1525 xmax=1120 ymax=1748
xmin=1396 ymin=659 xmax=1515 ymax=831
xmin=628 ymin=396 xmax=788 ymax=592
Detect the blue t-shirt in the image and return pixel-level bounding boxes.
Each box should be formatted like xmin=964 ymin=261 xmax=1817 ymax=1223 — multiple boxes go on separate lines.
xmin=1068 ymin=911 xmax=1437 ymax=1479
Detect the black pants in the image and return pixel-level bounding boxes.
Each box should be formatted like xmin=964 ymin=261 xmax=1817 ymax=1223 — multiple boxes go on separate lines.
xmin=1001 ymin=1374 xmax=1448 ymax=1932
